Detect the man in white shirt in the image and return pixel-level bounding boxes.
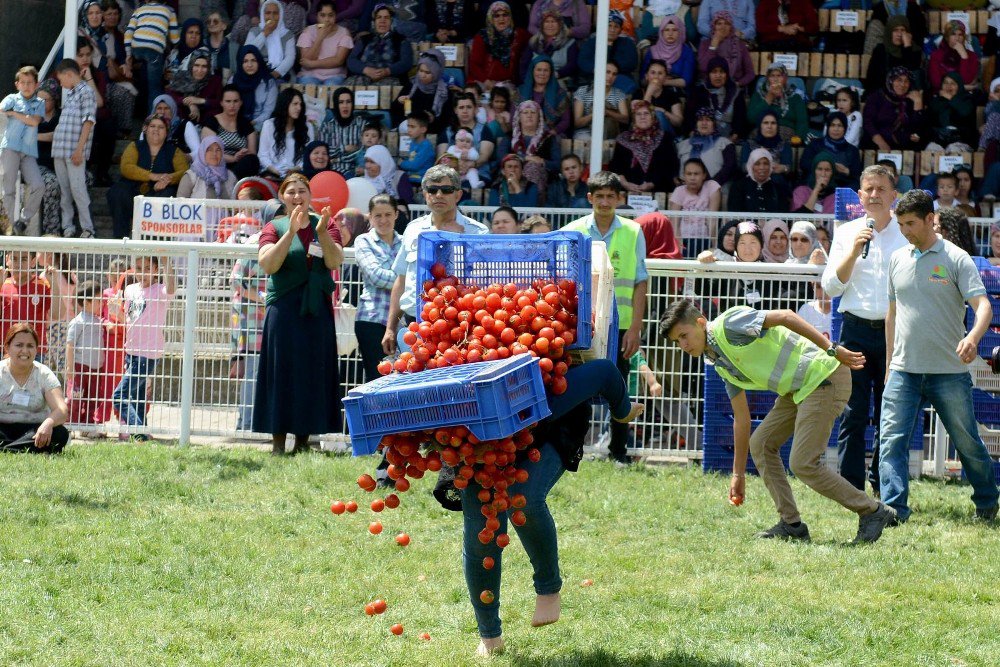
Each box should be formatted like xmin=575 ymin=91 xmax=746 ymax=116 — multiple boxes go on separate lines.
xmin=821 ymin=165 xmax=909 ymax=497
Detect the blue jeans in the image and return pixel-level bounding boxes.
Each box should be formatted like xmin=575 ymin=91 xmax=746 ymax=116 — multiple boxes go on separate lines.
xmin=297 ymin=74 xmax=346 ymax=86
xmin=461 ymin=441 xmax=565 ymax=639
xmin=550 ymin=359 xmax=631 ymax=421
xmin=112 ymin=354 xmax=158 ymax=427
xmin=132 ymin=47 xmax=166 ymax=102
xmin=837 ymin=316 xmax=886 ymax=491
xmin=879 ymin=371 xmax=1000 ymax=521
xmin=236 ymin=353 xmax=260 ymax=431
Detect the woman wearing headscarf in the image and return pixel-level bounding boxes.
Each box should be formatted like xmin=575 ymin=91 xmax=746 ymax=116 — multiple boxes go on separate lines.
xmin=148 ymin=93 xmax=198 ymax=154
xmin=866 ymin=0 xmax=927 ymax=58
xmin=346 ymin=4 xmax=415 ymax=85
xmin=727 ymin=147 xmax=790 ymax=214
xmin=167 ymin=48 xmax=222 ymax=125
xmin=641 ymin=15 xmax=695 ymax=88
xmin=231 ymin=45 xmax=279 ymax=132
xmin=696 ymin=11 xmax=755 ymax=88
xmin=697 ymin=221 xmax=780 ymax=314
xmin=696 ymin=219 xmax=739 ymax=262
xmin=785 ymin=220 xmax=826 ymax=265
xmin=302 ymin=140 xmax=333 ymax=179
xmin=246 ymin=0 xmax=298 ymax=80
xmin=363 ymin=144 xmax=414 ymax=203
xmin=394 ymin=49 xmax=450 ymax=132
xmin=488 ymin=154 xmax=540 ymax=207
xmin=862 ymin=67 xmax=926 ymax=151
xmin=799 ymin=111 xmax=862 ymax=190
xmin=685 ymin=57 xmax=747 ymax=141
xmin=319 ymin=87 xmax=368 ymax=177
xmin=676 ymin=107 xmax=737 ymax=188
xmin=740 ymin=111 xmax=792 ymax=184
xmin=517 ymin=55 xmax=571 ymax=137
xmin=178 ymin=136 xmax=238 ymax=200
xmin=520 ymin=9 xmax=579 ymax=82
xmin=929 ymin=71 xmax=978 ymax=147
xmin=747 ymin=62 xmax=809 ymax=141
xmin=232 ymin=0 xmax=310 ymax=45
xmin=638 ymin=211 xmax=683 ymax=349
xmin=165 ymin=18 xmax=205 ymax=82
xmin=791 ymin=152 xmax=837 ymax=215
xmin=506 ymin=100 xmax=560 ymax=201
xmin=760 ymin=218 xmax=789 ymax=263
xmin=754 ymin=0 xmax=817 ymax=52
xmin=929 ymin=20 xmax=980 ymax=93
xmin=981 ymin=77 xmax=1000 ymax=165
xmin=468 ymin=2 xmax=529 ymax=89
xmin=864 ymin=15 xmax=924 ymax=99
xmin=528 ymin=0 xmax=591 ymax=41
xmin=610 ymin=99 xmax=678 ymax=194
xmin=696 ymin=0 xmax=755 ymax=41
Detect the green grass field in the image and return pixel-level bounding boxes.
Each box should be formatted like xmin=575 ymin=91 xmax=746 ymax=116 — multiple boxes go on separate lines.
xmin=1 ymin=443 xmax=998 ymax=667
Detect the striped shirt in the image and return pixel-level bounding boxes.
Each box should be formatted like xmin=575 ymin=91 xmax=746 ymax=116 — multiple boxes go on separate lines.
xmin=52 ymin=82 xmax=96 ymax=159
xmin=125 ymin=3 xmax=180 ymax=56
xmin=354 ymin=229 xmax=402 ymax=325
xmin=319 ymin=115 xmax=367 ymax=177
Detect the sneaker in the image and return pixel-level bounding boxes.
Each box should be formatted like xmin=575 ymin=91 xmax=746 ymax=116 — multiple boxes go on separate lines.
xmin=853 ymin=502 xmax=897 ymax=544
xmin=80 ymin=230 xmax=94 ymax=239
xmin=975 ymin=506 xmax=998 ymax=522
xmin=756 ymin=521 xmax=810 ymax=541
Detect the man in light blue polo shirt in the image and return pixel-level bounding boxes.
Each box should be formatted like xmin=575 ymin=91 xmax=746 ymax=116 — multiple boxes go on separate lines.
xmin=880 ymin=189 xmax=1000 ymax=524
xmin=381 ymin=164 xmax=489 ymax=354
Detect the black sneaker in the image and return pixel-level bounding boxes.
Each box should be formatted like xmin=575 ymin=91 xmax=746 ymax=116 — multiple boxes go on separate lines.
xmin=853 ymin=502 xmax=897 ymax=544
xmin=975 ymin=506 xmax=998 ymax=522
xmin=756 ymin=521 xmax=810 ymax=541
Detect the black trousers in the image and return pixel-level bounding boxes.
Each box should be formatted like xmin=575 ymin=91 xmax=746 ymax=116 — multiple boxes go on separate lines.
xmin=609 ymin=330 xmax=631 ymax=462
xmin=355 ymin=319 xmax=388 ymax=383
xmin=837 ymin=314 xmax=887 ymax=492
xmin=0 ymin=422 xmax=69 ymax=453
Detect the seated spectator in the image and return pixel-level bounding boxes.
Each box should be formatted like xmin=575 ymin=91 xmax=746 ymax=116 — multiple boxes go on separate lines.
xmin=573 ymin=62 xmax=630 ymax=140
xmin=866 ymin=0 xmax=927 ymax=60
xmin=747 ymin=62 xmax=809 ymax=141
xmin=799 ymin=111 xmax=862 ymax=189
xmin=761 ymin=218 xmax=789 ymax=263
xmin=490 ymin=205 xmax=520 ymax=233
xmin=426 ymin=0 xmax=477 ymax=45
xmin=246 ymin=1 xmax=297 ymax=81
xmin=928 ymin=72 xmax=977 ymax=147
xmin=178 ymin=136 xmax=237 ymax=199
xmin=696 ymin=10 xmax=755 ymax=88
xmin=358 ymin=0 xmax=427 ymax=42
xmin=935 ymin=208 xmax=982 ymax=265
xmin=786 ymin=220 xmax=826 ymax=265
xmin=164 ymin=18 xmax=203 ymax=82
xmin=446 ymin=129 xmax=484 ymax=188
xmin=167 ymin=49 xmax=222 ymax=126
xmin=107 ymin=113 xmax=186 ymax=238
xmin=346 ymin=4 xmax=414 ymax=86
xmin=484 ymin=86 xmax=512 ymax=152
xmin=877 ymin=158 xmax=913 ymax=194
xmin=755 ymin=0 xmax=816 ymax=52
xmin=148 ymin=93 xmax=197 ymax=154
xmin=296 ymin=1 xmax=353 ymax=86
xmin=517 ymin=55 xmax=571 ymax=137
xmin=506 ymin=100 xmax=560 ymax=201
xmin=303 ymin=139 xmax=333 ymax=178
xmin=528 ymin=0 xmax=591 ymax=41
xmin=865 ymin=16 xmax=924 ymax=98
xmin=467 ymin=2 xmax=528 ymax=90
xmin=676 ymin=107 xmax=737 ymax=188
xmin=488 ymin=154 xmax=539 ymax=207
xmin=525 ymin=214 xmax=551 ymax=233
xmin=954 ymin=166 xmax=980 ymax=217
xmin=697 ymin=221 xmax=782 ymax=313
xmin=862 ymin=67 xmax=926 ymax=151
xmin=642 ymin=59 xmax=684 ymax=134
xmin=934 ymin=171 xmax=960 ymax=211
xmin=579 ymin=11 xmax=639 ymax=94
xmin=399 ymin=111 xmax=435 ymax=185
xmin=353 ymin=122 xmax=384 ymax=176
xmin=697 ymin=0 xmax=755 ymax=41
xmin=727 ymin=147 xmax=790 ymax=214
xmin=201 ymin=84 xmax=262 ymax=179
xmin=928 ymin=20 xmax=979 ymax=93
xmin=641 ymin=15 xmax=694 ymax=88
xmin=231 ymin=0 xmax=309 ymax=45
xmin=669 ymin=158 xmax=721 ymax=257
xmin=697 ymin=219 xmax=738 ymax=263
xmin=520 ymin=9 xmax=579 ymax=83
xmin=364 ymin=144 xmax=414 ymax=202
xmin=394 ymin=49 xmax=450 ymax=133
xmin=792 ymin=153 xmax=836 ymax=214
xmin=80 ymin=1 xmax=135 ymax=140
xmin=547 ymin=154 xmax=589 ymax=208
xmin=741 ymin=111 xmax=792 ymax=184
xmin=830 ymin=87 xmax=862 ymax=147
xmin=203 ymin=10 xmax=232 ymax=81
xmin=231 ymin=45 xmax=278 ymax=132
xmin=685 ymin=56 xmax=747 ymax=141
xmin=0 ymin=324 xmax=69 ymax=454
xmin=258 ymin=87 xmax=313 ymax=180
xmin=438 ymin=92 xmax=497 ymax=182
xmin=989 ymin=223 xmax=1000 ymax=266
xmin=318 ymin=86 xmax=368 ymax=176
xmin=610 ymin=100 xmax=678 ymax=194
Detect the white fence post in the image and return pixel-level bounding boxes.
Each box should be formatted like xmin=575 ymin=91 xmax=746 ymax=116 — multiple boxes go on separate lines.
xmin=179 ymin=248 xmax=199 ymax=446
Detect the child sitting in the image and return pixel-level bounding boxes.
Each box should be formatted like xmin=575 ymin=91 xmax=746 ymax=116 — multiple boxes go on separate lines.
xmin=934 ymin=171 xmax=959 ymax=210
xmin=354 ymin=122 xmax=382 ymax=177
xmin=399 ymin=111 xmax=434 ymax=186
xmin=446 ymin=129 xmax=484 ymax=188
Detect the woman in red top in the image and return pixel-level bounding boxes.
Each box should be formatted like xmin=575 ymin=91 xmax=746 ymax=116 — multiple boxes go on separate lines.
xmin=928 ymin=20 xmax=980 ymax=93
xmin=468 ymin=1 xmax=529 ymax=90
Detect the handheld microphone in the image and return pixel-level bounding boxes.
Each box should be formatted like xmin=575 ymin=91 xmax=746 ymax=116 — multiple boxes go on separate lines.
xmin=861 ymin=218 xmax=875 ymax=259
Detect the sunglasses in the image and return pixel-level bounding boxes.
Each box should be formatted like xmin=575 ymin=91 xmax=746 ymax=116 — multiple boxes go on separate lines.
xmin=424 ymin=185 xmax=458 ymax=195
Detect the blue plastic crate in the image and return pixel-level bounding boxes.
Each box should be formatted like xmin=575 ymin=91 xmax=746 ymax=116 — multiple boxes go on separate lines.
xmin=415 ymin=231 xmax=593 ymax=350
xmin=343 ymin=355 xmax=551 ymax=455
xmin=704 ymin=365 xmax=780 ymax=419
xmin=702 ymin=415 xmax=803 ymax=475
xmin=973 ymin=388 xmax=1000 ymax=429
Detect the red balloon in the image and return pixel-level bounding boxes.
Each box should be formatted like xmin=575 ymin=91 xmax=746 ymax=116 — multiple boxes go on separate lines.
xmin=309 ymin=171 xmax=349 ymax=214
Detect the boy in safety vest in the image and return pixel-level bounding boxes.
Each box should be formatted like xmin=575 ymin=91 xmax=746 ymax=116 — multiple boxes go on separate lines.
xmin=661 ymin=299 xmax=897 ymax=544
xmin=564 ymin=171 xmax=647 ymax=465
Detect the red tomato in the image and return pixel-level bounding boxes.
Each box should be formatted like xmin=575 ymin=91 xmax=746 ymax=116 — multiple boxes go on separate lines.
xmin=482 ymin=556 xmax=495 ymax=570
xmin=364 ymin=603 xmax=375 ymax=615
xmin=395 ymin=533 xmax=410 ymax=547
xmin=480 ymin=590 xmax=495 ymax=604
xmin=330 ymin=501 xmax=346 ymax=515
xmin=419 ymin=632 xmax=431 ymax=641
xmin=730 ymin=495 xmax=744 ymax=507
xmin=377 ymin=360 xmax=392 ymax=376
xmin=370 ymin=498 xmax=385 ymax=512
xmin=357 ymin=474 xmax=377 ymax=492
xmin=510 ymin=493 xmax=526 ymax=508
xmin=478 ymin=488 xmax=492 ymax=503
xmin=369 ymin=521 xmax=383 ymax=535
xmin=511 ymin=510 xmax=526 ymax=526
xmin=527 ymin=448 xmax=541 ymax=463
xmin=551 ymin=376 xmax=567 ymax=395
xmin=430 ymin=263 xmax=447 ymax=279
xmin=395 ymin=478 xmax=410 ymax=493
xmin=495 ymin=534 xmax=510 ymax=548
xmin=345 ymin=501 xmax=358 ymax=513
xmin=384 ymin=494 xmax=400 ymax=509
xmin=373 ymin=599 xmax=387 ymax=614
xmin=390 ymin=623 xmax=404 ymax=636
xmin=478 ymin=529 xmax=494 ymax=544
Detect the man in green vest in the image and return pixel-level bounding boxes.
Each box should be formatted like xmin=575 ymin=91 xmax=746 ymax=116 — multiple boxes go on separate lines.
xmin=564 ymin=171 xmax=647 ymax=465
xmin=661 ymin=299 xmax=897 ymax=544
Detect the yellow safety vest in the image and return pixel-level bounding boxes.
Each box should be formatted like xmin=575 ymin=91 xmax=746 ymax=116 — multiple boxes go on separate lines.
xmin=564 ymin=214 xmax=640 ymax=326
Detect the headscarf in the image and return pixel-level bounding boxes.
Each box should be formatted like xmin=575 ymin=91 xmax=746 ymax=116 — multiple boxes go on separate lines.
xmin=510 ymin=100 xmax=553 ymax=156
xmin=233 ymin=45 xmax=269 ymax=118
xmin=884 ymin=66 xmax=912 ymax=135
xmin=168 ymin=48 xmax=212 ymax=96
xmin=786 ymin=220 xmax=824 ymax=264
xmin=178 ymin=18 xmax=206 ymax=63
xmin=884 ymin=15 xmax=911 ymax=59
xmin=982 ymin=78 xmax=1000 ymax=149
xmin=637 ymin=212 xmax=683 ymax=259
xmin=822 ymin=111 xmax=849 ymax=151
xmin=807 ymin=152 xmax=837 ymax=198
xmin=716 ymin=220 xmax=739 ymax=256
xmin=939 ymin=20 xmax=969 ymax=71
xmin=364 ymin=144 xmax=399 ymax=197
xmin=361 ymin=5 xmax=399 ymax=68
xmin=330 ymin=86 xmax=355 ymax=127
xmin=750 ymin=110 xmax=783 ymax=151
xmin=650 ymin=15 xmax=685 ymax=66
xmin=409 ymin=49 xmax=450 ymax=118
xmin=481 ymin=2 xmax=515 ymax=68
xmin=734 ymin=221 xmax=764 ymax=262
xmin=703 ymin=56 xmax=737 ymax=117
xmin=746 ymin=147 xmax=772 ymax=185
xmin=80 ymin=0 xmax=105 ymax=41
xmin=190 ymin=136 xmax=230 ymax=196
xmin=257 ymin=0 xmax=289 ymax=71
xmin=518 ymin=54 xmax=567 ymax=129
xmin=149 ymin=94 xmax=180 ymax=130
xmin=302 ymin=140 xmax=332 ymax=179
xmin=761 ymin=218 xmax=790 ymax=263
xmin=334 ymin=208 xmax=369 ymax=247
xmin=529 ymin=9 xmax=571 ymax=53
xmin=608 ymin=10 xmax=625 ymax=27
xmin=38 ymin=78 xmax=61 ymax=108
xmin=616 ymin=100 xmax=665 ymax=173
xmin=688 ymin=107 xmax=720 ymax=158
xmin=991 ymin=222 xmax=1000 ymax=258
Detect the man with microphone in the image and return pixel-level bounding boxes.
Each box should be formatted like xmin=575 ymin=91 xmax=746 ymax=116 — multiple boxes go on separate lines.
xmin=822 ymin=165 xmax=909 ymax=497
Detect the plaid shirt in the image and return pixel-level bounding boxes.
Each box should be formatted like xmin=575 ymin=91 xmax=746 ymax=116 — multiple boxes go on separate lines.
xmin=52 ymin=82 xmax=96 ymax=159
xmin=354 ymin=229 xmax=401 ymax=325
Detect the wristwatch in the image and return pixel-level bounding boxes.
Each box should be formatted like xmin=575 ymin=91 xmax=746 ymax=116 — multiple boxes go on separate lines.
xmin=826 ymin=344 xmax=839 ymax=357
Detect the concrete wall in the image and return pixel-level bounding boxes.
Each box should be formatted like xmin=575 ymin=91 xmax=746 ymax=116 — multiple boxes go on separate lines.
xmin=0 ymin=0 xmax=67 ymax=84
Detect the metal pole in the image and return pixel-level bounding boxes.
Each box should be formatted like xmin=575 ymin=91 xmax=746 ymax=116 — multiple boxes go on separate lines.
xmin=63 ymin=0 xmax=79 ymax=59
xmin=179 ymin=249 xmax=199 ymax=446
xmin=933 ymin=415 xmax=947 ymax=477
xmin=589 ymin=0 xmax=610 ymax=171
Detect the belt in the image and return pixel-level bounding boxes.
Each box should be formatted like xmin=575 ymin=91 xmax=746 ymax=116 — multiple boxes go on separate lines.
xmin=843 ymin=312 xmax=885 ymax=329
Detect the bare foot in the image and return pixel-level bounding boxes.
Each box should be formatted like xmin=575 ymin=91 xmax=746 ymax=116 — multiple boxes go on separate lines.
xmin=476 ymin=636 xmax=505 ymax=657
xmin=531 ymin=592 xmax=560 ymax=627
xmin=612 ymin=402 xmax=645 ymax=424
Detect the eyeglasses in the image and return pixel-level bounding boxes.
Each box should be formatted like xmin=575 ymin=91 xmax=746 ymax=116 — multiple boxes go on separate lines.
xmin=424 ymin=185 xmax=458 ymax=195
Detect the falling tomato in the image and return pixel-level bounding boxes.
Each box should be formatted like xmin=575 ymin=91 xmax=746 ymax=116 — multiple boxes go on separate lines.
xmin=345 ymin=501 xmax=358 ymax=513
xmin=480 ymin=590 xmax=495 ymax=604
xmin=482 ymin=556 xmax=495 ymax=570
